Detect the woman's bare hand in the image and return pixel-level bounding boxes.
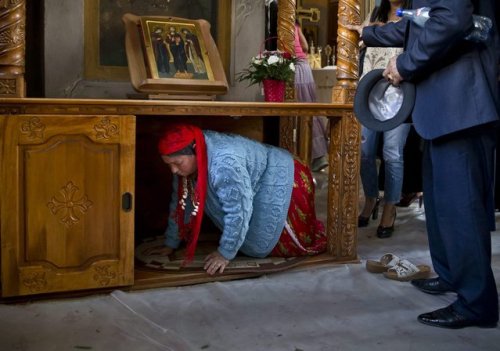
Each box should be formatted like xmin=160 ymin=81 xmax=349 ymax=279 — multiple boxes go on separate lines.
xmin=345 ymin=24 xmax=363 ymax=36
xmin=345 ymin=20 xmax=384 ymax=37
xmin=204 ymin=251 xmax=230 ymax=275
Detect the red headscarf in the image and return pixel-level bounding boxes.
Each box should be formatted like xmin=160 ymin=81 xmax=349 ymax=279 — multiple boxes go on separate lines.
xmin=158 ymin=124 xmax=207 ymax=263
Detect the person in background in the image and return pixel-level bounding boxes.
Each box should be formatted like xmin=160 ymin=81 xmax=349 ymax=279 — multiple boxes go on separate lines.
xmin=356 ymin=0 xmax=412 ymax=239
xmin=354 ymin=0 xmax=499 ymax=329
xmin=145 ymin=124 xmax=327 ymax=275
xmin=395 ymin=126 xmax=423 ymax=208
xmin=379 ymin=126 xmax=424 ymax=208
xmin=294 ymin=20 xmax=330 ymax=172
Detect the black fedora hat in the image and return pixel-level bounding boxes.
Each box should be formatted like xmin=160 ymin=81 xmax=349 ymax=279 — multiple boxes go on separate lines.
xmin=354 ymin=68 xmax=415 ymax=132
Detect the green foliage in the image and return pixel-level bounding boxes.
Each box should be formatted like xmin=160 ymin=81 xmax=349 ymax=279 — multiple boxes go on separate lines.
xmin=237 ymin=50 xmax=297 ymax=86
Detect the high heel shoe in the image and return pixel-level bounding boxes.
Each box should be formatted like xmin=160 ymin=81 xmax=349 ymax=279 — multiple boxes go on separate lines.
xmin=358 ymin=197 xmax=381 ymax=227
xmin=377 ymin=208 xmax=397 ymax=238
xmin=396 ymin=192 xmax=423 ymax=208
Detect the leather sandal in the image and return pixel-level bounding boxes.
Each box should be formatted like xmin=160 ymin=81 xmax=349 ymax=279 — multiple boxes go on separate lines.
xmin=365 ymin=253 xmax=401 ymax=273
xmin=383 ymin=259 xmax=431 ymax=282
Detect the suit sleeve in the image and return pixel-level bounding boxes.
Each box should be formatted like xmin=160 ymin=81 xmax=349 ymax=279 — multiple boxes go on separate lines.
xmin=362 ymin=20 xmax=407 ymax=48
xmin=396 ymin=0 xmax=475 ymax=81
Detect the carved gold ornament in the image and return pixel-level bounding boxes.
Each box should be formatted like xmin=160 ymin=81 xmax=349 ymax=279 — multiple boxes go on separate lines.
xmin=93 ymin=265 xmax=117 ymax=286
xmin=0 ymin=78 xmax=17 ymax=94
xmin=94 ymin=117 xmax=119 ymax=139
xmin=22 ymin=271 xmax=48 ymax=292
xmin=47 ymin=181 xmax=93 ymax=227
xmin=20 ymin=117 xmax=45 ymax=139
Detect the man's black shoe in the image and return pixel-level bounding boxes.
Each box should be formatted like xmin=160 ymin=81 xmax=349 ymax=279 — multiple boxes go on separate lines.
xmin=411 ymin=277 xmax=453 ymax=295
xmin=418 ymin=305 xmax=498 ymax=329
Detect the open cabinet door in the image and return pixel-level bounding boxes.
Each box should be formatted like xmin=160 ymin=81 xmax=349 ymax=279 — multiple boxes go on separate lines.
xmin=0 ymin=115 xmax=135 ymax=297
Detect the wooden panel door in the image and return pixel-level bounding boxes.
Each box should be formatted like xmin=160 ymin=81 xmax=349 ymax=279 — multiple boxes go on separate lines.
xmin=0 ymin=115 xmax=135 ymax=297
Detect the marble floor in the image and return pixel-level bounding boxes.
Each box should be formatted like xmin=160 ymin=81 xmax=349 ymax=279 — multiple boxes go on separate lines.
xmin=1 ymin=170 xmax=499 ymax=350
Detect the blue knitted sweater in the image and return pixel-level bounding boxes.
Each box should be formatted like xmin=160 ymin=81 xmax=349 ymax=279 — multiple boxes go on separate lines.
xmin=164 ymin=130 xmax=295 ymax=260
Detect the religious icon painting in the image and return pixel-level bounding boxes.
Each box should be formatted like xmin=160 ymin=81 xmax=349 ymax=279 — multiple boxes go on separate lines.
xmin=84 ymin=0 xmax=230 ymax=82
xmin=123 ymin=14 xmax=228 ymax=97
xmin=141 ymin=18 xmax=213 ymax=80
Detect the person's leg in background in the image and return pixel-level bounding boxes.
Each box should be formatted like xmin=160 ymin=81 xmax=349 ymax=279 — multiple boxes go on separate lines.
xmin=294 ymin=58 xmax=329 ymax=172
xmin=311 ymin=116 xmax=329 ymax=171
xmin=397 ymin=125 xmax=423 ymax=207
xmin=359 ymin=126 xmax=381 ymax=227
xmin=377 ymin=123 xmax=411 ymax=238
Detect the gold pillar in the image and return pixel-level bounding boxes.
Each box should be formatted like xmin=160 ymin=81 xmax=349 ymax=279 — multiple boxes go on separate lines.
xmin=333 ymin=0 xmax=361 ymax=103
xmin=0 ymin=0 xmax=26 ymax=97
xmin=277 ymin=0 xmax=312 ymax=164
xmin=277 ymin=0 xmax=298 ymax=155
xmin=327 ymin=0 xmax=361 ymax=261
xmin=276 ymin=0 xmax=295 ymax=55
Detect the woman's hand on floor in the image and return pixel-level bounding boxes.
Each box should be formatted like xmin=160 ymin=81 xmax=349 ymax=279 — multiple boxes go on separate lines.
xmin=204 ymin=251 xmax=230 ymax=275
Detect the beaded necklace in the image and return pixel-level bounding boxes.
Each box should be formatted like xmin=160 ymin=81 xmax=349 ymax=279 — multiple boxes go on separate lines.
xmin=179 ymin=176 xmax=200 ymax=217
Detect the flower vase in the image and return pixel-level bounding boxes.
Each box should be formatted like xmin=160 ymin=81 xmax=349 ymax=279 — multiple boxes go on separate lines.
xmin=262 ymin=79 xmax=286 ymax=102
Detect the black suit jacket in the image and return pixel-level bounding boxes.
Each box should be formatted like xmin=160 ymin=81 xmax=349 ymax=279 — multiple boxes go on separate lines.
xmin=362 ymin=0 xmax=499 ymax=140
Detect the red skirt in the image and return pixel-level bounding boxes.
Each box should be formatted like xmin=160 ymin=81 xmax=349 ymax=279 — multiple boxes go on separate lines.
xmin=270 ymin=158 xmax=326 ymax=257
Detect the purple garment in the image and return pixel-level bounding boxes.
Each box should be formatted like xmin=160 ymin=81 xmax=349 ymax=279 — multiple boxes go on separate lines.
xmin=294 ymin=58 xmax=328 ymax=159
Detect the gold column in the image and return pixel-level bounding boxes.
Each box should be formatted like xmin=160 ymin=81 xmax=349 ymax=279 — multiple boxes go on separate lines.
xmin=277 ymin=0 xmax=312 ymax=164
xmin=333 ymin=0 xmax=360 ymax=103
xmin=276 ymin=0 xmax=295 ymax=55
xmin=0 ymin=0 xmax=25 ymax=97
xmin=276 ymin=0 xmax=298 ymax=156
xmin=327 ymin=0 xmax=361 ymax=261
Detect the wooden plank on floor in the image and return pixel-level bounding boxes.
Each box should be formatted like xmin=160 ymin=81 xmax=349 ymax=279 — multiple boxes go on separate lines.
xmin=132 ymin=254 xmax=361 ymax=290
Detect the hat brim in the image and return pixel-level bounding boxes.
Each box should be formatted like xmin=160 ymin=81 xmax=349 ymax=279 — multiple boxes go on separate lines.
xmin=354 ymin=68 xmax=415 ymax=132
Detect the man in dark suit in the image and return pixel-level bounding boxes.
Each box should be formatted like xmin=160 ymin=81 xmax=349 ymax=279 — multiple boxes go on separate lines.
xmin=359 ymin=0 xmax=499 ymax=328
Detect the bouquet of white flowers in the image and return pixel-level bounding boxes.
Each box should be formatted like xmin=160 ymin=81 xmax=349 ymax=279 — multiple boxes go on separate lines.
xmin=237 ymin=50 xmax=296 ymax=86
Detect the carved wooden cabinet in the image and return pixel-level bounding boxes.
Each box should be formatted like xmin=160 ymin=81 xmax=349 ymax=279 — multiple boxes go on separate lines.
xmin=0 ymin=114 xmax=136 ymax=297
xmin=0 ymin=99 xmax=359 ymax=298
xmin=0 ymin=0 xmax=363 ymax=298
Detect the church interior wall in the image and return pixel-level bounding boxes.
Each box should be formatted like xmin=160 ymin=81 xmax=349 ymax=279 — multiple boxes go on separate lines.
xmin=43 ymin=0 xmax=264 ymax=101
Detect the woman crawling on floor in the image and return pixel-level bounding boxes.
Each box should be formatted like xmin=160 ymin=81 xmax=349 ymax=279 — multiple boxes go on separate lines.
xmin=145 ymin=123 xmax=326 ymax=275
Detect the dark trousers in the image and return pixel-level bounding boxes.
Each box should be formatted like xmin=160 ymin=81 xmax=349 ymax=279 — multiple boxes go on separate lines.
xmin=422 ymin=126 xmax=498 ymax=322
xmin=495 ymin=127 xmax=500 ymax=209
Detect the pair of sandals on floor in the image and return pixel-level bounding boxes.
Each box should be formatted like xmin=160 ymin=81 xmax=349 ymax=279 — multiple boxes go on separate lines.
xmin=366 ymin=253 xmax=431 ymax=281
